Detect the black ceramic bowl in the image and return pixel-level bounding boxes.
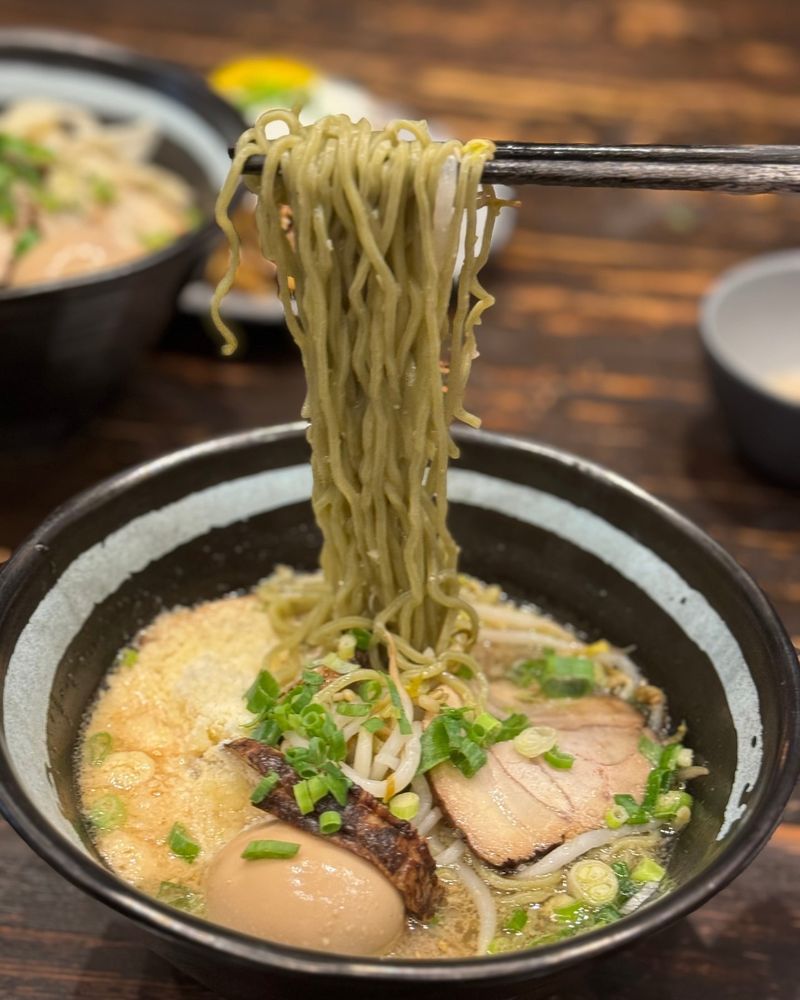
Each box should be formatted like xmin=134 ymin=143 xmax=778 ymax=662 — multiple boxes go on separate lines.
xmin=0 ymin=28 xmax=243 ymax=442
xmin=0 ymin=425 xmax=797 ymax=1000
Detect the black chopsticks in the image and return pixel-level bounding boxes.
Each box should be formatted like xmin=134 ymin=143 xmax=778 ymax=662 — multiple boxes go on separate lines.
xmin=233 ymin=142 xmax=800 ymax=194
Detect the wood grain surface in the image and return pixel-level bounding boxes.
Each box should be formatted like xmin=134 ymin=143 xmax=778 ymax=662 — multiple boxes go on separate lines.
xmin=1 ymin=0 xmax=799 ymax=997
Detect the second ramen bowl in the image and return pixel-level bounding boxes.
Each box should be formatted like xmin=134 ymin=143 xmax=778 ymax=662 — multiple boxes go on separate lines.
xmin=0 ymin=28 xmax=243 ymax=443
xmin=0 ymin=425 xmax=797 ymax=999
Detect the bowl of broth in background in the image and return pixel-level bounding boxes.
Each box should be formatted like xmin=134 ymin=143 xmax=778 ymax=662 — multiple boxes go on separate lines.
xmin=701 ymin=249 xmax=800 ymax=487
xmin=0 ymin=424 xmax=797 ymax=1000
xmin=0 ymin=28 xmax=243 ymax=444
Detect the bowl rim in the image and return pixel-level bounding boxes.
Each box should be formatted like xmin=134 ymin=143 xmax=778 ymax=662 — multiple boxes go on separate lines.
xmin=0 ymin=423 xmax=798 ymax=985
xmin=699 ymin=247 xmax=800 ymax=413
xmin=0 ymin=26 xmax=244 ymax=302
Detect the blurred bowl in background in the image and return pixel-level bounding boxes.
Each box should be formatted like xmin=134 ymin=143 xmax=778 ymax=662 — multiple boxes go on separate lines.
xmin=700 ymin=249 xmax=800 ymax=488
xmin=0 ymin=28 xmax=244 ymax=445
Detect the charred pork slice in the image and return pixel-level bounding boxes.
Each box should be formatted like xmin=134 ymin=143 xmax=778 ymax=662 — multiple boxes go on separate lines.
xmin=227 ymin=738 xmax=442 ymax=919
xmin=430 ymin=694 xmax=652 ymax=869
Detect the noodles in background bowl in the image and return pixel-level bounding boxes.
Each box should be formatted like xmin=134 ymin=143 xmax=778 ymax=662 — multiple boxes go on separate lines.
xmin=78 ymin=112 xmax=707 ymax=959
xmin=0 ymin=99 xmax=199 ymax=289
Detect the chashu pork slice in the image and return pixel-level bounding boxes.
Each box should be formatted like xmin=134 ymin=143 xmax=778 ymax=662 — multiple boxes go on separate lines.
xmin=228 ymin=738 xmax=442 ymax=919
xmin=430 ymin=691 xmax=652 ymax=868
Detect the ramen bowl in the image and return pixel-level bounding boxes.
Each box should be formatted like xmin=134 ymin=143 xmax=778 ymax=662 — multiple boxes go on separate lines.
xmin=0 ymin=425 xmax=797 ymax=1000
xmin=0 ymin=28 xmax=243 ymax=443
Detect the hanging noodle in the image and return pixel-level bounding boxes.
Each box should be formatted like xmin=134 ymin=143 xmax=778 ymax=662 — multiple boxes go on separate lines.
xmin=213 ymin=111 xmax=501 ymax=673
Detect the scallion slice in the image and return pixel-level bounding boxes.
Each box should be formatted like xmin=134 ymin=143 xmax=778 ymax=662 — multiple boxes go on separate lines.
xmin=88 ymin=794 xmax=126 ymax=832
xmin=241 ymin=839 xmax=300 ymax=860
xmin=504 ymin=908 xmax=528 ymax=933
xmin=319 ymin=810 xmax=343 ymax=835
xmin=631 ymin=858 xmax=666 ymax=883
xmin=362 ymin=717 xmax=384 ymax=734
xmin=119 ymin=647 xmax=139 ymax=668
xmin=358 ymin=680 xmax=382 ymax=702
xmin=336 ymin=701 xmax=371 ymax=717
xmin=543 ymin=746 xmax=575 ymax=770
xmin=389 ymin=791 xmax=420 ymax=821
xmin=85 ymin=731 xmax=113 ymax=767
xmin=293 ymin=779 xmax=315 ymax=815
xmin=250 ymin=772 xmax=280 ymax=805
xmin=167 ymin=822 xmax=201 ymax=863
xmin=157 ymin=881 xmax=200 ymax=912
xmin=386 ymin=678 xmax=412 ymax=735
xmin=349 ymin=627 xmax=372 ymax=651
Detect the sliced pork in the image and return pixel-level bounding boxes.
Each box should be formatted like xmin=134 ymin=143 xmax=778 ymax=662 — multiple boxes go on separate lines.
xmin=430 ymin=693 xmax=652 ymax=868
xmin=227 ymin=737 xmax=442 ymax=919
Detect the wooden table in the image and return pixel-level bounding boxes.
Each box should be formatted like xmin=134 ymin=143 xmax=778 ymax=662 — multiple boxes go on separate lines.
xmin=1 ymin=1 xmax=799 ymax=997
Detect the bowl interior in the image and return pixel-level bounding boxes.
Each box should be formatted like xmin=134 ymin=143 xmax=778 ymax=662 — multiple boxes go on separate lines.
xmin=0 ymin=427 xmax=797 ymax=986
xmin=702 ymin=250 xmax=800 ymax=397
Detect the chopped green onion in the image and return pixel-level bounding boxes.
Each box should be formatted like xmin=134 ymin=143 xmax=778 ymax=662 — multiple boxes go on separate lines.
xmin=362 ymin=717 xmax=384 ymax=734
xmin=489 ymin=713 xmax=529 ymax=744
xmin=511 ymin=650 xmax=596 ymax=698
xmin=139 ymin=230 xmax=174 ymax=251
xmin=604 ymin=804 xmax=628 ymax=830
xmin=241 ymin=839 xmax=300 ymax=860
xmin=167 ymin=823 xmax=201 ymax=863
xmin=652 ymin=790 xmax=692 ymax=819
xmin=386 ymin=678 xmax=412 ymax=735
xmin=593 ymin=903 xmax=622 ymax=925
xmin=13 ymin=225 xmax=39 ymax=258
xmin=543 ymin=746 xmax=575 ymax=770
xmin=613 ymin=793 xmax=650 ymax=825
xmin=319 ymin=810 xmax=343 ymax=835
xmin=638 ymin=735 xmax=663 ymax=766
xmin=643 ymin=767 xmax=671 ymax=810
xmin=293 ymin=779 xmax=314 ymax=815
xmin=450 ymin=738 xmax=488 ymax=778
xmin=85 ymin=731 xmax=113 ymax=767
xmin=349 ymin=627 xmax=372 ymax=651
xmin=320 ymin=762 xmax=351 ymax=806
xmin=553 ymin=900 xmax=590 ymax=924
xmin=90 ymin=176 xmax=116 ymax=205
xmin=157 ymin=881 xmax=200 ymax=912
xmin=321 ymin=652 xmax=357 ymax=674
xmin=358 ymin=680 xmax=382 ymax=702
xmin=389 ymin=792 xmax=420 ymax=821
xmin=611 ymin=861 xmax=637 ymax=901
xmin=336 ymin=633 xmax=357 ymax=661
xmin=513 ymin=725 xmax=557 ymax=760
xmin=250 ymin=772 xmax=280 ymax=805
xmin=119 ymin=647 xmax=139 ymax=668
xmin=245 ymin=669 xmax=280 ymax=714
xmin=307 ymin=774 xmax=328 ymax=804
xmin=504 ymin=908 xmax=528 ymax=933
xmin=631 ymin=858 xmax=666 ymax=883
xmin=541 ymin=675 xmax=594 ymax=698
xmin=335 ymin=701 xmax=371 ymax=717
xmin=566 ymin=859 xmax=619 ymax=906
xmin=472 ymin=712 xmax=501 ymax=741
xmin=510 ymin=659 xmax=541 ymax=688
xmin=87 ymin=794 xmax=126 ymax=832
xmin=659 ymin=743 xmax=684 ymax=771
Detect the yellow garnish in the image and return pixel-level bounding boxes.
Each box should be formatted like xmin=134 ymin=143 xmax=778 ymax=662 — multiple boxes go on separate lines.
xmin=209 ymin=56 xmax=317 ymax=104
xmin=582 ymin=640 xmax=610 ymax=656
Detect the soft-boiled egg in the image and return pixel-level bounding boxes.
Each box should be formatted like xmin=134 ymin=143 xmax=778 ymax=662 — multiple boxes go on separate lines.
xmin=205 ymin=821 xmax=405 ymax=955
